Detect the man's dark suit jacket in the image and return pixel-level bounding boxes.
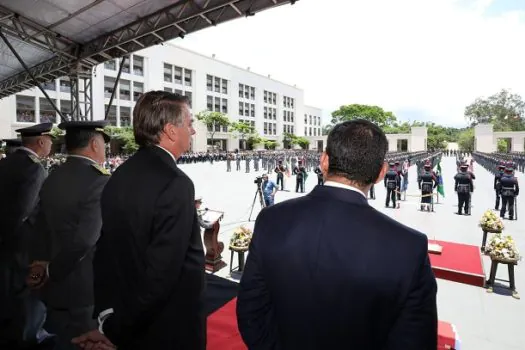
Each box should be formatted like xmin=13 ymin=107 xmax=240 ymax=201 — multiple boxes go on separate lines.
xmin=30 ymin=156 xmax=110 ymax=309
xmin=93 ymin=146 xmax=206 ymax=350
xmin=237 ymin=185 xmax=438 ymax=350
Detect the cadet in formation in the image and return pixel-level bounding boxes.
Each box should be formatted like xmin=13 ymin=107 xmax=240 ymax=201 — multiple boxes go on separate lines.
xmin=499 ymin=166 xmax=519 ymax=220
xmin=454 ymin=163 xmax=474 ymax=215
xmin=293 ymin=160 xmax=307 ymax=193
xmin=384 ymin=162 xmax=399 ymax=208
xmin=494 ymin=164 xmax=505 ymax=210
xmin=418 ymin=163 xmax=437 ymax=211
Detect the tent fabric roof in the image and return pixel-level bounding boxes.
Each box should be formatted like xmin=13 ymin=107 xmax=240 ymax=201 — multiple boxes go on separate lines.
xmin=0 ymin=0 xmax=292 ymax=98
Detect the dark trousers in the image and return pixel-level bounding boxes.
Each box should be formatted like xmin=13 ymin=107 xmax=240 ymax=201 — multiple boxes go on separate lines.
xmin=495 ymin=190 xmax=501 ymax=210
xmin=421 ymin=191 xmax=432 ymax=204
xmin=276 ymin=174 xmax=284 ymax=190
xmin=45 ymin=305 xmax=95 ymax=350
xmin=369 ymin=185 xmax=375 ymax=199
xmin=295 ymin=178 xmax=304 ymax=193
xmin=458 ymin=193 xmax=470 ymax=214
xmin=501 ymin=196 xmax=515 ymax=219
xmin=386 ymin=188 xmax=396 ymax=207
xmin=317 ymin=177 xmax=323 ymax=185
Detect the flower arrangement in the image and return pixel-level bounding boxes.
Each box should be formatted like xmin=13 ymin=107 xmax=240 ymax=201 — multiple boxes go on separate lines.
xmin=485 ymin=233 xmax=521 ymax=262
xmin=479 ymin=210 xmax=504 ymax=231
xmin=230 ymin=226 xmax=253 ymax=250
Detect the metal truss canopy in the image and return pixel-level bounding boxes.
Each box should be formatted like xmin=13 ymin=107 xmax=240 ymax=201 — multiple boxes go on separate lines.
xmin=0 ymin=0 xmax=294 ymax=99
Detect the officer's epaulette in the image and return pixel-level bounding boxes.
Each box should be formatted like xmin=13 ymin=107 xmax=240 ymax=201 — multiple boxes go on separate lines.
xmin=92 ymin=163 xmax=111 ymax=176
xmin=28 ymin=154 xmax=40 ymax=163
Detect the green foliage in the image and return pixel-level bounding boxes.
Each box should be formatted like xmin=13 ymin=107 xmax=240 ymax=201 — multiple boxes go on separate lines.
xmin=105 ymin=126 xmax=138 ymax=154
xmin=497 ymin=139 xmax=509 ymax=152
xmin=464 ymin=89 xmax=525 ymax=131
xmin=331 ymin=104 xmax=397 ymax=128
xmin=230 ymin=121 xmax=255 ymax=140
xmin=322 ymin=124 xmax=333 ymax=135
xmin=50 ymin=127 xmax=64 ymax=138
xmin=264 ymin=140 xmax=279 ymax=150
xmin=457 ymin=128 xmax=475 ymax=152
xmin=196 ymin=111 xmax=231 ymax=144
xmin=247 ymin=134 xmax=264 ymax=149
xmin=295 ymin=136 xmax=310 ymax=149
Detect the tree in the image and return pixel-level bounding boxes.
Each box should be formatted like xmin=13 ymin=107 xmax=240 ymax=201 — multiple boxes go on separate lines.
xmin=322 ymin=124 xmax=333 ymax=135
xmin=295 ymin=136 xmax=310 ymax=150
xmin=264 ymin=140 xmax=279 ymax=150
xmin=457 ymin=128 xmax=475 ymax=152
xmin=196 ymin=111 xmax=231 ymax=148
xmin=282 ymin=132 xmax=295 ymax=149
xmin=497 ymin=139 xmax=509 ymax=152
xmin=331 ymin=104 xmax=397 ymax=128
xmin=230 ymin=121 xmax=255 ymax=149
xmin=247 ymin=134 xmax=264 ymax=150
xmin=464 ymin=89 xmax=525 ymax=131
xmin=105 ymin=126 xmax=138 ymax=154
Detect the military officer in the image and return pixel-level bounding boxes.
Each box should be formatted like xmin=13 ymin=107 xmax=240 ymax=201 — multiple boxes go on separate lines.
xmin=418 ymin=163 xmax=437 ymax=211
xmin=314 ymin=164 xmax=323 ymax=185
xmin=254 ymin=154 xmax=260 ymax=172
xmin=454 ymin=164 xmax=474 ymax=215
xmin=384 ymin=162 xmax=399 ymax=208
xmin=494 ymin=164 xmax=505 ymax=210
xmin=226 ymin=153 xmax=232 ymax=172
xmin=500 ymin=166 xmax=519 ymax=220
xmin=0 ymin=123 xmax=54 ymax=347
xmin=245 ymin=154 xmax=251 ymax=173
xmin=293 ymin=160 xmax=307 ymax=193
xmin=27 ymin=121 xmax=111 ymax=350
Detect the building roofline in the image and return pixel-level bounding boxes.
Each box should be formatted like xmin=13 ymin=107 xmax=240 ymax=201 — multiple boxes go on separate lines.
xmin=165 ymin=41 xmax=303 ymax=91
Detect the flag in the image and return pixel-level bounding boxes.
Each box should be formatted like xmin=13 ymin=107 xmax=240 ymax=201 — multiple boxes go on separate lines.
xmin=437 ymin=162 xmax=445 ymax=197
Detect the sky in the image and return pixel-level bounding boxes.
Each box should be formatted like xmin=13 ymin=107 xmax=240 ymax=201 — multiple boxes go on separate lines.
xmin=174 ymin=0 xmax=525 ymax=127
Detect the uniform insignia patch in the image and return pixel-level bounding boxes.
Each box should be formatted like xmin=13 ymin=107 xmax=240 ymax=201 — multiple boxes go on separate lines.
xmin=92 ymin=164 xmax=111 ymax=175
xmin=28 ymin=154 xmax=40 ymax=163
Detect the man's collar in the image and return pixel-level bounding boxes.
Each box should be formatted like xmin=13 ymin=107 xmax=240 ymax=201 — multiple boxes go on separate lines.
xmin=18 ymin=146 xmax=39 ymax=159
xmin=155 ymin=145 xmax=177 ymax=164
xmin=324 ymin=180 xmax=367 ymax=199
xmin=68 ymin=154 xmax=98 ymax=165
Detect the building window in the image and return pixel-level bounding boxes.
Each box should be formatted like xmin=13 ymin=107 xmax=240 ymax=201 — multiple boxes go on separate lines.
xmin=264 ymin=106 xmax=267 ymax=119
xmin=263 ymin=122 xmax=268 ymax=135
xmin=43 ymin=81 xmax=56 ymax=91
xmin=291 ymin=112 xmax=294 ymax=123
xmin=207 ymin=75 xmax=213 ymax=91
xmin=214 ymin=97 xmax=220 ymax=112
xmin=250 ymin=104 xmax=255 ymax=118
xmin=119 ymin=79 xmax=131 ymax=100
xmin=309 ymin=115 xmax=312 ymax=125
xmin=175 ymin=89 xmax=183 ymax=96
xmin=184 ymin=69 xmax=192 ymax=86
xmin=104 ymin=60 xmax=116 ymax=70
xmin=105 ymin=104 xmax=117 ymax=126
xmin=174 ymin=66 xmax=182 ymax=85
xmin=39 ymin=98 xmax=57 ymax=124
xmin=239 ymin=102 xmax=244 ymax=116
xmin=214 ymin=77 xmax=220 ymax=92
xmin=184 ymin=91 xmax=192 ymax=108
xmin=239 ymin=84 xmax=244 ymax=98
xmin=104 ymin=76 xmax=116 ymax=98
xmin=222 ymin=98 xmax=228 ymax=114
xmin=163 ymin=87 xmax=172 ymax=92
xmin=133 ymin=82 xmax=143 ymax=101
xmin=221 ymin=79 xmax=228 ymax=94
xmin=207 ymin=96 xmax=213 ymax=111
xmin=16 ymin=95 xmax=36 ymax=123
xmin=59 ymin=78 xmax=70 ymax=93
xmin=244 ymin=102 xmax=249 ymax=116
xmin=121 ymin=57 xmax=130 ymax=73
xmin=164 ymin=63 xmax=172 ymax=82
xmin=250 ymin=87 xmax=255 ymax=100
xmin=263 ymin=91 xmax=267 ymax=103
xmin=120 ymin=106 xmax=131 ymax=127
xmin=133 ymin=55 xmax=144 ymax=76
xmin=60 ymin=100 xmax=71 ymax=118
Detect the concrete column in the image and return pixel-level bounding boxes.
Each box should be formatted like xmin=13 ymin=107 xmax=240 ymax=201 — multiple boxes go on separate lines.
xmin=474 ymin=124 xmax=495 ymax=152
xmin=410 ymin=127 xmax=428 ymax=151
xmin=512 ymin=136 xmax=524 ymax=153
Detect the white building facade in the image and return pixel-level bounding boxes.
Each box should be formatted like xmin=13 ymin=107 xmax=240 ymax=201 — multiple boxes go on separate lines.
xmin=0 ymin=43 xmax=322 ymax=152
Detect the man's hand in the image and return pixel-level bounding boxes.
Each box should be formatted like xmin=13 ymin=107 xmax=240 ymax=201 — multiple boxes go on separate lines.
xmin=26 ymin=261 xmax=48 ymax=289
xmin=72 ymin=329 xmax=115 ymax=350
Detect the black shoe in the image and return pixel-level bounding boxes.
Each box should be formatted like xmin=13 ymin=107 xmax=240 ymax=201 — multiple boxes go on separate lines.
xmin=457 ymin=212 xmax=462 ymax=215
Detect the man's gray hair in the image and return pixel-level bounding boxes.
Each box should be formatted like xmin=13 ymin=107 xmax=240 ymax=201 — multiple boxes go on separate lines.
xmin=133 ymin=90 xmax=190 ymax=147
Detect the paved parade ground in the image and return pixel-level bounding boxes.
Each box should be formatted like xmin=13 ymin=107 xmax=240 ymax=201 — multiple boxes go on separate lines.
xmin=179 ymin=156 xmax=525 ymax=350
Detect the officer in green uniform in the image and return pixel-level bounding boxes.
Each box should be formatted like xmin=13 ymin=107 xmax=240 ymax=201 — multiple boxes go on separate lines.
xmin=0 ymin=123 xmax=54 ymax=347
xmin=27 ymin=121 xmax=111 ymax=350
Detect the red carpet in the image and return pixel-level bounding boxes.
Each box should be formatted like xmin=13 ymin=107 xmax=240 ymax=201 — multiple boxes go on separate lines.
xmin=206 ymin=297 xmax=459 ymax=350
xmin=429 ymin=240 xmax=485 ymax=287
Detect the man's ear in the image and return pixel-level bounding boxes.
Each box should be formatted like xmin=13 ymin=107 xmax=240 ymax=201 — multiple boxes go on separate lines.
xmin=320 ymin=152 xmax=329 ymax=175
xmin=375 ymin=162 xmax=388 ymax=184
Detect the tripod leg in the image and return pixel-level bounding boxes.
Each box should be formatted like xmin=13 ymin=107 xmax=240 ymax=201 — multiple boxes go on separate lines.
xmin=248 ymin=189 xmax=261 ymax=222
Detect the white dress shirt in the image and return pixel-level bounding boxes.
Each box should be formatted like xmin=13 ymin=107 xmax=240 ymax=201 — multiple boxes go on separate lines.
xmin=323 ymin=180 xmax=367 ymax=199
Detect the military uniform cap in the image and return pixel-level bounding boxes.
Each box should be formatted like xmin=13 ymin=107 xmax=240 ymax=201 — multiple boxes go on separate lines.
xmin=15 ymin=122 xmax=54 ymax=138
xmin=460 ymin=164 xmax=468 ymax=168
xmin=2 ymin=138 xmax=22 ymax=147
xmin=505 ymin=166 xmax=514 ymax=172
xmin=58 ymin=120 xmax=111 ymax=142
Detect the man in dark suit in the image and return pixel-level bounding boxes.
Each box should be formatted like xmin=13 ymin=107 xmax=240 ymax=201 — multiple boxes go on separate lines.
xmin=0 ymin=123 xmax=54 ymax=347
xmin=73 ymin=91 xmax=205 ymax=350
xmin=2 ymin=138 xmax=23 ymax=156
xmin=237 ymin=120 xmax=438 ymax=350
xmin=26 ymin=121 xmax=111 ymax=350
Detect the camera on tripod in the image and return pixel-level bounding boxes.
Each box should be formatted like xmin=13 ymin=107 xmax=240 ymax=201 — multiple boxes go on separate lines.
xmin=254 ymin=176 xmax=263 ymax=185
